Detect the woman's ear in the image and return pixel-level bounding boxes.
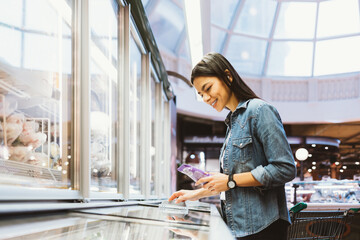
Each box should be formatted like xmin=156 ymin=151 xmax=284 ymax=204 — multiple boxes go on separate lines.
xmin=224 ymin=69 xmax=233 ymax=83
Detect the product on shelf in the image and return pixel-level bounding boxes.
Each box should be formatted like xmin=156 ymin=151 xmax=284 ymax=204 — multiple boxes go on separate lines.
xmin=90 ymin=111 xmax=111 ymax=177
xmin=8 ymin=146 xmax=32 ymax=162
xmin=19 ymin=120 xmax=47 ymax=149
xmin=288 ymin=179 xmax=360 ymax=205
xmin=0 ymin=113 xmax=24 ymax=145
xmin=27 ymin=152 xmax=48 ymax=167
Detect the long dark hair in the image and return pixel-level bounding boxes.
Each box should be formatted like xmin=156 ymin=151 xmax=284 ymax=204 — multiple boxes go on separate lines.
xmin=191 ymin=52 xmax=259 ymax=101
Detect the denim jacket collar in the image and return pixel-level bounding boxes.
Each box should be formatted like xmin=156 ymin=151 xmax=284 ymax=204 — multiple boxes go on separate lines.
xmin=224 ymin=99 xmax=251 ymax=127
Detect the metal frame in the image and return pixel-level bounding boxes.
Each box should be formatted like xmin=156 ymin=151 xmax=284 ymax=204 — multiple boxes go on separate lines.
xmin=154 ymin=82 xmax=163 ymax=197
xmin=79 ymin=0 xmax=91 ymax=202
xmin=0 ymin=186 xmax=81 ymax=200
xmin=163 ymin=100 xmax=171 ymax=197
xmin=118 ymin=4 xmax=130 ymax=200
xmin=141 ymin=53 xmax=151 ymax=199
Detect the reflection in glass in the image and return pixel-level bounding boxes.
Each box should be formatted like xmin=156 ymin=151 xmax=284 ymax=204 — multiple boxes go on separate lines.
xmin=0 ymin=212 xmax=210 ymax=240
xmin=129 ymin=35 xmax=142 ymax=195
xmin=79 ymin=205 xmax=211 ymax=226
xmin=0 ymin=0 xmax=73 ymax=189
xmin=89 ymin=0 xmax=118 ymax=192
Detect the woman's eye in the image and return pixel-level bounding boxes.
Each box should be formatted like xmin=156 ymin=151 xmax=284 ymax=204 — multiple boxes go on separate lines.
xmin=206 ymin=86 xmax=212 ymax=91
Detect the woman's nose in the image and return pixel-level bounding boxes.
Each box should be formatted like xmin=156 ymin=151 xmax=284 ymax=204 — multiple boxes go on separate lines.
xmin=202 ymin=93 xmax=211 ymax=103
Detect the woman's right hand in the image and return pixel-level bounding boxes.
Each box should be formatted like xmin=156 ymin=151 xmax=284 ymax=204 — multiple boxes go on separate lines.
xmin=168 ymin=189 xmax=203 ymax=204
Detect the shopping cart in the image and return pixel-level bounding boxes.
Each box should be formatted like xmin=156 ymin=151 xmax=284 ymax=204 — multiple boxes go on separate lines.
xmin=287 ymin=202 xmax=359 ymax=240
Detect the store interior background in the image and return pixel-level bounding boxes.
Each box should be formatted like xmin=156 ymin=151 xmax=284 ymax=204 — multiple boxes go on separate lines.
xmin=141 ymin=0 xmax=360 ymax=189
xmin=0 ymin=0 xmax=359 ymax=239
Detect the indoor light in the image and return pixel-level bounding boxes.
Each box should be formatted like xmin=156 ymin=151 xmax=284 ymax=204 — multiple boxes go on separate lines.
xmin=295 ymin=148 xmax=309 ymax=161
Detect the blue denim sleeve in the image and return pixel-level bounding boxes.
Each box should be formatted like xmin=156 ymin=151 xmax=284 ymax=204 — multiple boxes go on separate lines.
xmin=250 ymin=103 xmax=296 ymax=189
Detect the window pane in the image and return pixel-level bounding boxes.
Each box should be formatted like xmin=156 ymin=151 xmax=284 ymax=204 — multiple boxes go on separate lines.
xmin=0 ymin=0 xmax=23 ymax=27
xmin=314 ymin=36 xmax=360 ymax=76
xmin=211 ymin=27 xmax=227 ymax=53
xmin=274 ymin=2 xmax=316 ymax=39
xmin=0 ymin=0 xmax=73 ymax=189
xmin=211 ymin=0 xmax=239 ymax=29
xmin=178 ymin=38 xmax=191 ymax=61
xmin=89 ymin=0 xmax=118 ymax=192
xmin=234 ymin=0 xmax=277 ymax=38
xmin=225 ymin=35 xmax=267 ymax=75
xmin=129 ymin=35 xmax=142 ymax=196
xmin=0 ymin=26 xmax=22 ymax=67
xmin=267 ymin=41 xmax=313 ymax=77
xmin=317 ymin=0 xmax=360 ymax=38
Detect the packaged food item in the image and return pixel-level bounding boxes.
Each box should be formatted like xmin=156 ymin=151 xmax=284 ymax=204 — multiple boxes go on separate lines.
xmin=1 ymin=113 xmax=24 ymax=145
xmin=159 ymin=200 xmax=188 ymax=214
xmin=177 ymin=164 xmax=209 ymax=182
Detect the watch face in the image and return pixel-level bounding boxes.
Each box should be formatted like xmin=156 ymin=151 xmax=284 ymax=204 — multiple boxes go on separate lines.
xmin=228 ymin=180 xmax=236 ymax=189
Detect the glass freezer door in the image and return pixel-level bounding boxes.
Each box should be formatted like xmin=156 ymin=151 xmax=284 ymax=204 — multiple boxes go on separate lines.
xmin=0 ymin=0 xmax=73 ymax=190
xmin=89 ymin=0 xmax=118 ymax=193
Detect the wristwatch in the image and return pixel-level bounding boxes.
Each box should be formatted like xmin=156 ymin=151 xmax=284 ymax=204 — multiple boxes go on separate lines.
xmin=227 ymin=174 xmax=236 ymax=189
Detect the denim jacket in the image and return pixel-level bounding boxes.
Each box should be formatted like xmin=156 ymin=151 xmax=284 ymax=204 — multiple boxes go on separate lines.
xmin=220 ymin=98 xmax=296 ymax=238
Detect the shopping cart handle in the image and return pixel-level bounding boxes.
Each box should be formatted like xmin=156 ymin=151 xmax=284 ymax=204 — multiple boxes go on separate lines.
xmin=349 ymin=208 xmax=360 ymax=213
xmin=290 ymin=202 xmax=307 ymax=214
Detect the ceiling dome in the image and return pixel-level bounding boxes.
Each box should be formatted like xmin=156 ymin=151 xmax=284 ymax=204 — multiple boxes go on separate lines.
xmin=142 ymin=0 xmax=360 ymax=125
xmin=143 ymin=0 xmax=360 ymax=78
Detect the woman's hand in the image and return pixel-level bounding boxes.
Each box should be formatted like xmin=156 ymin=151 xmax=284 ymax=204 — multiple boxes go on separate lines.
xmin=195 ymin=173 xmax=229 ymax=193
xmin=168 ymin=189 xmax=204 ymax=204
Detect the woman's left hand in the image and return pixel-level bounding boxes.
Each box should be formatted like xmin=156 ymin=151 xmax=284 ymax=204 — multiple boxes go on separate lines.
xmin=195 ymin=173 xmax=229 ymax=193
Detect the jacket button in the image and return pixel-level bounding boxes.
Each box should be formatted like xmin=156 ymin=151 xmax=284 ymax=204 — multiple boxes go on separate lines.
xmin=240 ymin=143 xmax=243 ymax=147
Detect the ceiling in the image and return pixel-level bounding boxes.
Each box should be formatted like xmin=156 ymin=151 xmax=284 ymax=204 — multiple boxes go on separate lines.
xmin=142 ymin=0 xmax=360 ymax=177
xmin=285 ymin=122 xmax=360 ymax=160
xmin=142 ymin=0 xmax=360 ymax=78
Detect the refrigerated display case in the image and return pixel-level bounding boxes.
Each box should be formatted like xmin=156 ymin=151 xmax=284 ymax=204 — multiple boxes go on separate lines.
xmin=286 ymin=180 xmax=360 ymax=210
xmin=0 ymin=201 xmax=232 ymax=240
xmin=0 ymin=0 xmax=73 ymax=191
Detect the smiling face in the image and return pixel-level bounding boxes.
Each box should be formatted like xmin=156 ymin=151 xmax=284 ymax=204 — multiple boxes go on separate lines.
xmin=193 ymin=76 xmax=239 ymax=112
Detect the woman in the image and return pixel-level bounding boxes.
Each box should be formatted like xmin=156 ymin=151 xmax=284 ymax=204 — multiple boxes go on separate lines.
xmin=168 ymin=52 xmax=296 ymax=240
